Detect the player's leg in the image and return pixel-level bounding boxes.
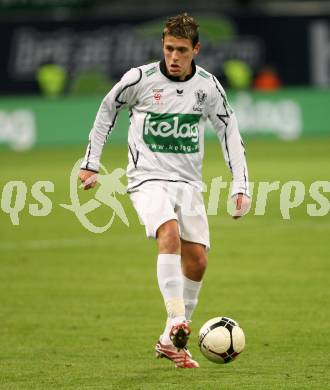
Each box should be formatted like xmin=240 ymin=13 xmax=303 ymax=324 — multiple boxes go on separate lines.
xmin=156 ymin=220 xmax=191 ymax=348
xmin=129 ymin=184 xmax=190 ymax=347
xmin=176 ymin=184 xmax=209 ymax=321
xmin=156 ymin=220 xmax=182 ymax=329
xmin=155 ymin=220 xmax=199 ymax=367
xmin=129 ymin=183 xmax=198 ymax=366
xmin=181 ymin=240 xmax=207 ymax=320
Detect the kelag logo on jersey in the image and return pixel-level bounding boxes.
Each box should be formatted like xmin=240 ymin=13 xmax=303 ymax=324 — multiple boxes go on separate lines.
xmin=143 ymin=112 xmax=201 ymax=153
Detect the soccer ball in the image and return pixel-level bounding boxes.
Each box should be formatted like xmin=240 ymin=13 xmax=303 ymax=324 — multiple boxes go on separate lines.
xmin=198 ymin=316 xmax=245 ymax=364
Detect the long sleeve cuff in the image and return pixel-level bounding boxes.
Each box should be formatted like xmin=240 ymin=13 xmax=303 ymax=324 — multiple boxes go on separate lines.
xmin=231 ymin=180 xmax=250 ymax=197
xmin=80 ymin=156 xmax=100 ymax=172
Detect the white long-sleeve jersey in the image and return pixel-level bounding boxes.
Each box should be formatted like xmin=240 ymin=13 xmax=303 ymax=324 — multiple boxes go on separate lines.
xmin=81 ymin=60 xmax=249 ymax=196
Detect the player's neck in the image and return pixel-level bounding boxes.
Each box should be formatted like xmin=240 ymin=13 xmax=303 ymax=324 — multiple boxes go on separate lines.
xmin=160 ymin=59 xmax=196 ymax=82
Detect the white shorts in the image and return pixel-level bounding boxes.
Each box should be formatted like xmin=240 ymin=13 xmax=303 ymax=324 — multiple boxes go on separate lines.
xmin=129 ymin=181 xmax=210 ymax=250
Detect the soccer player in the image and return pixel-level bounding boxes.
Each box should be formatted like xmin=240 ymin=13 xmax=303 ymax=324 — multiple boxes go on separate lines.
xmin=79 ymin=13 xmax=250 ymax=368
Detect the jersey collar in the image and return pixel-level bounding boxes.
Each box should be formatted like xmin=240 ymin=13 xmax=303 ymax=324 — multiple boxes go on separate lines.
xmin=159 ymin=59 xmax=196 ymax=82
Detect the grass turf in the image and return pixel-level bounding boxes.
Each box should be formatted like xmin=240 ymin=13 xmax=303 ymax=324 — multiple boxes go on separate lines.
xmin=0 ymin=138 xmax=329 ymax=389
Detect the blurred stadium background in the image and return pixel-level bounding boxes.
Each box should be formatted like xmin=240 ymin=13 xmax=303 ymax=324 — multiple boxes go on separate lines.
xmin=1 ymin=0 xmax=330 ymax=148
xmin=0 ymin=1 xmax=329 ymax=389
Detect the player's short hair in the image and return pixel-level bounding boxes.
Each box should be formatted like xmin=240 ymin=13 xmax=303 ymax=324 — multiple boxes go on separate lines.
xmin=162 ymin=13 xmax=199 ymax=47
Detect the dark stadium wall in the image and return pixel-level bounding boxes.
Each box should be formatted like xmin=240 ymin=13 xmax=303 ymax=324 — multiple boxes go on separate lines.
xmin=0 ymin=13 xmax=330 ymax=94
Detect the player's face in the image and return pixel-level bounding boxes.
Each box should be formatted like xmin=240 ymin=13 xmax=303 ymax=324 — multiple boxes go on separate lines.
xmin=163 ymin=35 xmax=200 ymax=81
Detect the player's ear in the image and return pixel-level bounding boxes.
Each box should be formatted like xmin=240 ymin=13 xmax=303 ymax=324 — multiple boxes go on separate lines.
xmin=193 ymin=42 xmax=201 ymax=55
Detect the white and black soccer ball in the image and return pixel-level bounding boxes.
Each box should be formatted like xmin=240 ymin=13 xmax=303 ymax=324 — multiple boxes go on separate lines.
xmin=198 ymin=317 xmax=245 ymax=364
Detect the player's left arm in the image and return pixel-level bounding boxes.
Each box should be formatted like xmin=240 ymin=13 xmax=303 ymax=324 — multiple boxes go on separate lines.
xmin=207 ymin=76 xmax=251 ymax=219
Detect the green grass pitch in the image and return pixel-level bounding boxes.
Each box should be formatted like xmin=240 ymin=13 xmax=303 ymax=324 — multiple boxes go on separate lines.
xmin=0 ymin=138 xmax=329 ymax=389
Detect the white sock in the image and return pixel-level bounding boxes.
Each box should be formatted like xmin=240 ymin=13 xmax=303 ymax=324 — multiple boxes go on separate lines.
xmin=183 ymin=275 xmax=202 ymax=320
xmin=160 ymin=276 xmax=203 ymax=344
xmin=157 ymin=254 xmax=185 ymax=345
xmin=161 ymin=317 xmax=172 ymax=345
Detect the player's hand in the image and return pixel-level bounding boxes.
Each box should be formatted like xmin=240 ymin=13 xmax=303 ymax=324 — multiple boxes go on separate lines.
xmin=78 ymin=169 xmax=98 ymax=190
xmin=232 ymin=193 xmax=251 ymax=219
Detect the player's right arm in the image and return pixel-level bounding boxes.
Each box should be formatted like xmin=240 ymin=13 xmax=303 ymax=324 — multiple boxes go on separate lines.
xmin=79 ymin=68 xmax=142 ymax=189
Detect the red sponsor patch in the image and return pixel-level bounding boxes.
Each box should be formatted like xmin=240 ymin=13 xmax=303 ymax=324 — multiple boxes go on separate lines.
xmin=154 ymin=92 xmax=161 ymax=101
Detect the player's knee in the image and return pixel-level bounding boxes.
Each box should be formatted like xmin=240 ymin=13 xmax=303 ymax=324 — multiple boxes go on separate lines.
xmin=159 ymin=233 xmax=181 ymax=253
xmin=156 ymin=222 xmax=181 ymax=253
xmin=194 ymin=252 xmax=208 ymax=272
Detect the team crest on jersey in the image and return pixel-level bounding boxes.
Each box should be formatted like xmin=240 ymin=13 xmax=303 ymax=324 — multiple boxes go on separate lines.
xmin=193 ymin=89 xmax=207 ymax=112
